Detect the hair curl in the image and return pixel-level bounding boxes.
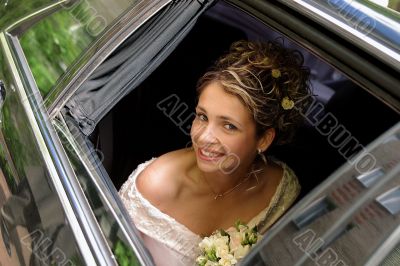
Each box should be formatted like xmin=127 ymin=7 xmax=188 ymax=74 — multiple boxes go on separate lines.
xmin=196 ymin=40 xmax=312 ymax=145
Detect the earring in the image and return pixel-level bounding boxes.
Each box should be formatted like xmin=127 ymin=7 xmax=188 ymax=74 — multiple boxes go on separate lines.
xmin=258 ymin=149 xmax=268 ymax=165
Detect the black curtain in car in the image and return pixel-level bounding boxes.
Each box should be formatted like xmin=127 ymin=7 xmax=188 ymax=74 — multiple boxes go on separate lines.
xmin=66 ymin=0 xmax=214 ymax=136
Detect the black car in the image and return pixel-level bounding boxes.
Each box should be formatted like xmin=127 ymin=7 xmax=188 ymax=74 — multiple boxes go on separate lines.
xmin=0 ymin=0 xmax=399 ymax=265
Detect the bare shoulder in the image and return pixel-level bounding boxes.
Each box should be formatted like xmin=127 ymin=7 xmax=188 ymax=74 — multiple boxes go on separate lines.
xmin=135 ymin=148 xmax=193 ymax=209
xmin=259 ymin=160 xmax=285 ymax=194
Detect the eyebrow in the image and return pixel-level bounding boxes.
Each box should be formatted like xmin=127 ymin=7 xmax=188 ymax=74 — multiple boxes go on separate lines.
xmin=196 ymin=106 xmax=243 ymax=128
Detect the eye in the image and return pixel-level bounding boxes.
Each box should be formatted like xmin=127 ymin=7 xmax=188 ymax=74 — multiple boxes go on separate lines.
xmin=224 ymin=123 xmax=237 ymax=131
xmin=196 ymin=113 xmax=208 ymax=121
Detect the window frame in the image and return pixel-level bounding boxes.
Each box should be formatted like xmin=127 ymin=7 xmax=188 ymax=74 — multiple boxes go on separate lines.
xmin=0 ymin=30 xmax=107 ymax=265
xmin=53 ymin=113 xmax=154 ymax=266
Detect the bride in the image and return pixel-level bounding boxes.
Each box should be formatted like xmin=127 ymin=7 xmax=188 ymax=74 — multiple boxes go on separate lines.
xmin=119 ymin=40 xmax=312 ymax=265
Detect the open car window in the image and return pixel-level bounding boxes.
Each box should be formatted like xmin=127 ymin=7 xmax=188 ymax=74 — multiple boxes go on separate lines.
xmin=64 ymin=0 xmax=215 ymax=136
xmin=83 ymin=0 xmax=399 ymax=193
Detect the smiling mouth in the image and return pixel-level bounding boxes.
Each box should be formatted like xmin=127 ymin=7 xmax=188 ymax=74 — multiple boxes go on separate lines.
xmin=198 ymin=148 xmax=225 ymax=161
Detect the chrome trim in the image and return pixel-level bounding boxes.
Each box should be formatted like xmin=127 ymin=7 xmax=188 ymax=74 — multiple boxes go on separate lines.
xmin=365 ymin=224 xmax=400 ymax=266
xmin=6 ymin=0 xmax=79 ymax=36
xmin=356 ymin=167 xmax=385 ymax=188
xmin=293 ymin=196 xmax=335 ymax=229
xmin=54 ymin=116 xmax=152 ymax=266
xmin=376 ymin=186 xmax=400 ymax=215
xmin=46 ymin=0 xmax=171 ymax=117
xmin=284 ymin=0 xmax=400 ymax=70
xmin=0 ymin=32 xmax=103 ymax=266
xmin=12 ymin=33 xmax=117 ymax=264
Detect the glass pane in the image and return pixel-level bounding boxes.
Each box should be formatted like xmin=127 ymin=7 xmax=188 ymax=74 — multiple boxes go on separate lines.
xmin=0 ymin=49 xmax=86 ymax=266
xmin=0 ymin=0 xmax=54 ymax=26
xmin=20 ymin=0 xmax=136 ymax=97
xmin=53 ymin=118 xmax=142 ymax=266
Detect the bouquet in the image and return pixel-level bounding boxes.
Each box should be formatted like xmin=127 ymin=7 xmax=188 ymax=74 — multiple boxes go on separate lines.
xmin=196 ymin=221 xmax=262 ymax=266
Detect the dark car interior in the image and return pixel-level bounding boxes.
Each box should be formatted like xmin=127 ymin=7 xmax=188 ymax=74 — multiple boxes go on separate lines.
xmin=80 ymin=1 xmax=399 ymax=202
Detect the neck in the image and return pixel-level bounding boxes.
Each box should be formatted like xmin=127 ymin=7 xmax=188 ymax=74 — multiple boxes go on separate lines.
xmin=201 ymin=162 xmax=254 ymax=196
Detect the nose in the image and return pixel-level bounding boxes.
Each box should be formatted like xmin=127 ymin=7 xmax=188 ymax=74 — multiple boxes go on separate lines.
xmin=194 ymin=123 xmax=219 ymax=144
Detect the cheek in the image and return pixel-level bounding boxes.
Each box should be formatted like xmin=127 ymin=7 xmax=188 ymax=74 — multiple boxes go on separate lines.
xmin=224 ymin=132 xmax=258 ymax=157
xmin=218 ymin=136 xmax=255 ymax=172
xmin=224 ymin=135 xmax=250 ymax=154
xmin=190 ymin=120 xmax=203 ymax=141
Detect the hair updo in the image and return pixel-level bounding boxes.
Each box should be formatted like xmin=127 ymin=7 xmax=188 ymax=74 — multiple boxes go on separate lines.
xmin=196 ymin=40 xmax=312 ymax=145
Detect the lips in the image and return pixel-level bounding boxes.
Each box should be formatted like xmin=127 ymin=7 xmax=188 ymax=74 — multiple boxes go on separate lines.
xmin=198 ymin=148 xmax=225 ymax=161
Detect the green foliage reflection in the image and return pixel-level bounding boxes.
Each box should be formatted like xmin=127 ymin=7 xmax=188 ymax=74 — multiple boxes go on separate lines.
xmin=114 ymin=239 xmax=141 ymax=266
xmin=0 ymin=0 xmax=53 ymax=29
xmin=20 ymin=5 xmax=95 ymax=96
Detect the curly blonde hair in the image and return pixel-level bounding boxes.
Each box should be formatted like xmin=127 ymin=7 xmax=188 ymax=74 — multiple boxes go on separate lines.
xmin=197 ymin=40 xmax=312 ymax=145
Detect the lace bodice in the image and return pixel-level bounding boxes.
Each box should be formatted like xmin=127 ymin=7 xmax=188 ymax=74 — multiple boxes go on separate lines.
xmin=118 ymin=158 xmax=300 ymax=265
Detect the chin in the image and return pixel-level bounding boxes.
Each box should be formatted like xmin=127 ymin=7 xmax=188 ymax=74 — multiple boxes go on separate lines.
xmin=196 ymin=154 xmax=240 ymax=175
xmin=196 ymin=157 xmax=221 ymax=173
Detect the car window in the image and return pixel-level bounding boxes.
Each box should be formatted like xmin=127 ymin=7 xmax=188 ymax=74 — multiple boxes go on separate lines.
xmin=53 ymin=117 xmax=146 ymax=266
xmin=19 ymin=0 xmax=137 ymax=97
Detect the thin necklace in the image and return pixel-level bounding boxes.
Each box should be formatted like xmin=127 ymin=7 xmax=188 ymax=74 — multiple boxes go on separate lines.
xmin=203 ymin=168 xmax=263 ymax=200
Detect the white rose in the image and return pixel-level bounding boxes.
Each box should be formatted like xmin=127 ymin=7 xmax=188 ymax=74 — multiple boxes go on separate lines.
xmin=205 ymin=261 xmax=219 ymax=266
xmin=234 ymin=244 xmax=250 ymax=259
xmin=215 ymin=236 xmax=229 ymax=246
xmin=199 ymin=237 xmax=214 ymax=252
xmin=211 ymin=232 xmax=223 ymax=240
xmin=238 ymin=225 xmax=248 ymax=233
xmin=215 ymin=237 xmax=229 ymax=258
xmin=219 ymin=253 xmax=237 ymax=266
xmin=216 ymin=246 xmax=229 ymax=260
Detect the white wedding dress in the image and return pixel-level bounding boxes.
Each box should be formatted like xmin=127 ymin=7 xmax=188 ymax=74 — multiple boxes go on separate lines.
xmin=118 ymin=158 xmax=300 ymax=266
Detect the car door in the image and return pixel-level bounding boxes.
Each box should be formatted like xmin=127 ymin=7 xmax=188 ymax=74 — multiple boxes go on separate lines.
xmin=0 ymin=0 xmax=162 ymax=265
xmin=0 ymin=22 xmax=99 ymax=266
xmin=1 ymin=0 xmax=217 ymax=265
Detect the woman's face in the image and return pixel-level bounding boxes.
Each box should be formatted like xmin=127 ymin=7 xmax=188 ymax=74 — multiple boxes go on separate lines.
xmin=191 ymin=81 xmax=261 ymax=174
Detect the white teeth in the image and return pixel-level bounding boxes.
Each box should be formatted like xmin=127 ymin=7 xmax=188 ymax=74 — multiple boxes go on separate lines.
xmin=201 ymin=149 xmax=221 ymax=157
